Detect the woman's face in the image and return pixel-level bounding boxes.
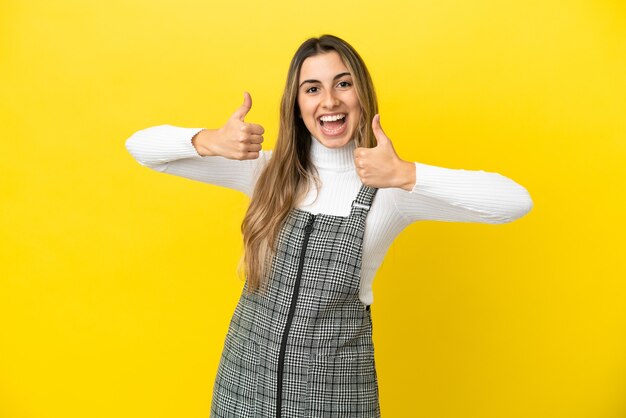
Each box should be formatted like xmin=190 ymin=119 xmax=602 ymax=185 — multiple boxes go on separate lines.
xmin=297 ymin=51 xmax=361 ymax=149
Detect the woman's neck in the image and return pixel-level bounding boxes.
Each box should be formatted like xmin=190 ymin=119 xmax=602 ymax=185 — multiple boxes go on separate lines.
xmin=310 ymin=135 xmax=356 ymax=172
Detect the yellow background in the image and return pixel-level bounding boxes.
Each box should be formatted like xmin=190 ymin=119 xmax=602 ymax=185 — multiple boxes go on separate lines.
xmin=1 ymin=0 xmax=625 ymax=417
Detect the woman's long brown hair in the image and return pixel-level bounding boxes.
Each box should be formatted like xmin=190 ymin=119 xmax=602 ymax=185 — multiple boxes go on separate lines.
xmin=238 ymin=34 xmax=379 ymax=294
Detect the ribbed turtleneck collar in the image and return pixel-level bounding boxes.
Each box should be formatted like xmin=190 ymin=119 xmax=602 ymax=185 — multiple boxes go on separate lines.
xmin=310 ymin=135 xmax=356 ymax=172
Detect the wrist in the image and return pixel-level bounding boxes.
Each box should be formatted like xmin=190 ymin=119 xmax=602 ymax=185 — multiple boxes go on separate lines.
xmin=192 ymin=129 xmax=219 ymax=157
xmin=396 ymin=160 xmax=416 ymax=191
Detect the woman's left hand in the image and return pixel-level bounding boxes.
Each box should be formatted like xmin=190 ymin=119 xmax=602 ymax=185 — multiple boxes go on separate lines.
xmin=354 ymin=114 xmax=416 ymax=190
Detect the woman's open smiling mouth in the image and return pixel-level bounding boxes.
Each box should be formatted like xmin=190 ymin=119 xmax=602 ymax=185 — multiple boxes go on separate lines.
xmin=318 ymin=113 xmax=347 ymax=137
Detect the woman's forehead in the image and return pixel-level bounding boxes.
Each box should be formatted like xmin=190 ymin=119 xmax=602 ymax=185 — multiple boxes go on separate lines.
xmin=299 ymin=51 xmax=350 ymax=82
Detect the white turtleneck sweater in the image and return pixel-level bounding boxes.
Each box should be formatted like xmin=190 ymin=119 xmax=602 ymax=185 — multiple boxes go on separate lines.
xmin=125 ymin=125 xmax=533 ymax=305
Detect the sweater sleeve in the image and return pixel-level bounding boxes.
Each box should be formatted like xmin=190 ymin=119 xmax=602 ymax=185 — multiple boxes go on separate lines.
xmin=391 ymin=161 xmax=534 ymax=224
xmin=124 ymin=124 xmax=270 ymax=197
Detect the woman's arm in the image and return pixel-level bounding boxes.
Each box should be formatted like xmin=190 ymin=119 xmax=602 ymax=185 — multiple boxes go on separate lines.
xmin=391 ymin=162 xmax=534 ymax=224
xmin=125 ymin=125 xmax=270 ymax=197
xmin=124 ymin=93 xmax=269 ymax=197
xmin=356 ymin=114 xmax=533 ymax=224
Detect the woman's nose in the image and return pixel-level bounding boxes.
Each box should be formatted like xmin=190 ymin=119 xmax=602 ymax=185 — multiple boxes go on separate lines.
xmin=322 ymin=90 xmax=339 ymax=108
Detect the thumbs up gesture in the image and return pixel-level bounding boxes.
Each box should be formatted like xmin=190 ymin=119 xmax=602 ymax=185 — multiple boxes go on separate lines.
xmin=193 ymin=92 xmax=265 ymax=160
xmin=353 ymin=114 xmax=416 ymax=190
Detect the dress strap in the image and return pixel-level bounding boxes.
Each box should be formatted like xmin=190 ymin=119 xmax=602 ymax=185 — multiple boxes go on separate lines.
xmin=349 ymin=184 xmax=378 ymax=217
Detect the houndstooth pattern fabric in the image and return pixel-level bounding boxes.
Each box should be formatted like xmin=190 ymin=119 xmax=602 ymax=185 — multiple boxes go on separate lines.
xmin=211 ymin=185 xmax=380 ymax=418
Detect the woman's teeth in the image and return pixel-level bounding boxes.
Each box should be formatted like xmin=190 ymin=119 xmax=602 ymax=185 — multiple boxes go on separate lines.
xmin=319 ymin=114 xmax=346 ymax=125
xmin=318 ymin=114 xmax=348 ymax=136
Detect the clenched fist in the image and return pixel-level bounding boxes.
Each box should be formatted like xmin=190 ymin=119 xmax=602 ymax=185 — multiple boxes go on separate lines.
xmin=192 ymin=92 xmax=265 ymax=160
xmin=353 ymin=114 xmax=416 ymax=190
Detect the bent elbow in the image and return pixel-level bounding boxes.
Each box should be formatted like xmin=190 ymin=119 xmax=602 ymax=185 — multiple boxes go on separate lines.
xmin=493 ymin=187 xmax=534 ymax=224
xmin=124 ymin=128 xmax=168 ymax=171
xmin=125 ymin=132 xmax=148 ymax=167
xmin=517 ymin=192 xmax=534 ymax=219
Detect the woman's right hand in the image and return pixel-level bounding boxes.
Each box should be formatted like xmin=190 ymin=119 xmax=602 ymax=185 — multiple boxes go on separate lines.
xmin=192 ymin=92 xmax=264 ymax=160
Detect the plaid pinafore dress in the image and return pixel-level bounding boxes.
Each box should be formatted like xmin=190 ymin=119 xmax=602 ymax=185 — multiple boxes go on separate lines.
xmin=211 ymin=184 xmax=380 ymax=418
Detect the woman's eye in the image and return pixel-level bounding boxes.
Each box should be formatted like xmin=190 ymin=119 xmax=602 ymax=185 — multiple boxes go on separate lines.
xmin=338 ymin=81 xmax=352 ymax=88
xmin=306 ymin=87 xmax=319 ymax=93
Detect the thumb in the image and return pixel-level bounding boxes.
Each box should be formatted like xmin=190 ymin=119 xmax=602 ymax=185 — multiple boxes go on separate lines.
xmin=232 ymin=91 xmax=252 ymax=121
xmin=372 ymin=114 xmax=390 ymax=146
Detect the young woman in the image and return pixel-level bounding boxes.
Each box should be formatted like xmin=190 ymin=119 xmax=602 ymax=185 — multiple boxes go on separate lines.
xmin=126 ymin=34 xmax=533 ymax=418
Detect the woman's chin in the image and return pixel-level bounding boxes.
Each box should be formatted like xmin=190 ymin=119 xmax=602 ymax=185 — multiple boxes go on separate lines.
xmin=317 ymin=135 xmax=351 ymax=148
xmin=314 ymin=128 xmax=354 ymax=148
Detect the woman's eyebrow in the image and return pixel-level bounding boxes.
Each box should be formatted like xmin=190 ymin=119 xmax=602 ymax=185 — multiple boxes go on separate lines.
xmin=299 ymin=72 xmax=352 ymax=87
